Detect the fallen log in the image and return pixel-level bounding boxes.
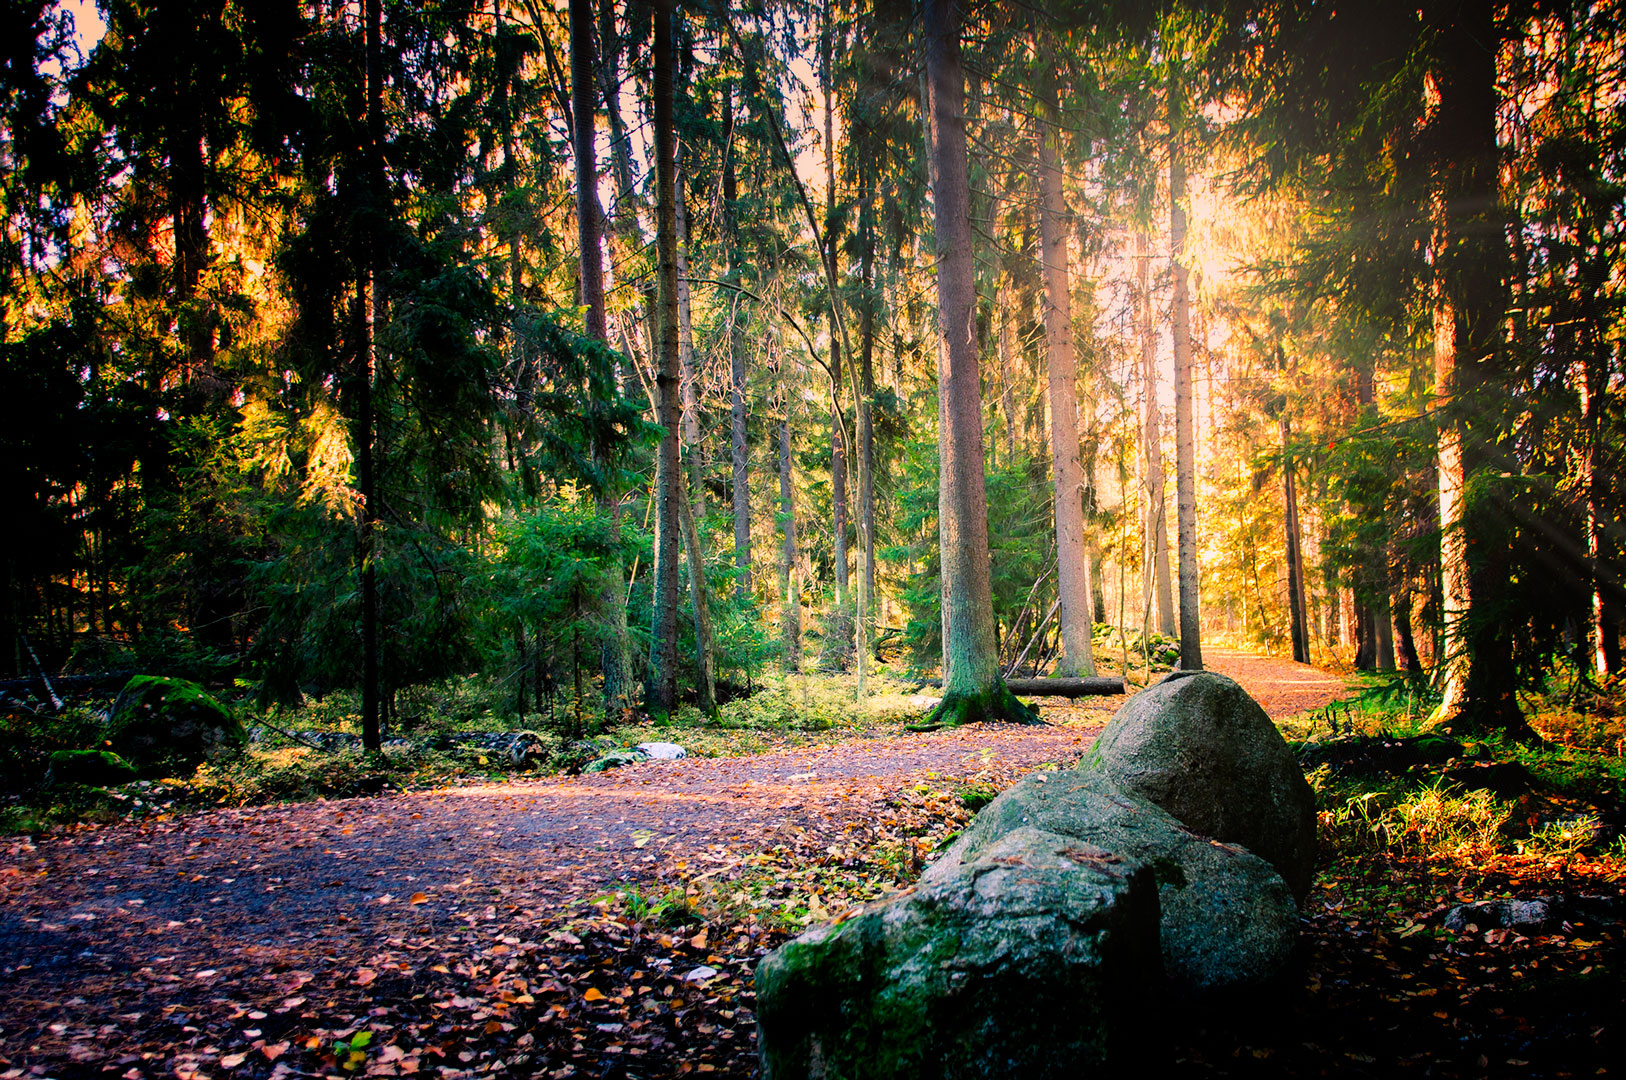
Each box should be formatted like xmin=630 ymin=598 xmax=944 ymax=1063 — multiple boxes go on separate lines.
xmin=914 ymin=676 xmax=1125 ymax=697
xmin=0 ymin=671 xmax=136 ymax=696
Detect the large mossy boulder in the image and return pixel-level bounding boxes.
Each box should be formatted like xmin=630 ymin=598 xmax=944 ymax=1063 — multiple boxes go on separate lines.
xmin=756 ymin=825 xmax=1162 ymax=1080
xmin=106 ymin=675 xmax=244 ymax=777
xmin=1088 ymin=670 xmax=1317 ymax=900
xmin=929 ymin=770 xmax=1299 ymax=995
xmin=757 ymin=673 xmax=1316 ymax=1078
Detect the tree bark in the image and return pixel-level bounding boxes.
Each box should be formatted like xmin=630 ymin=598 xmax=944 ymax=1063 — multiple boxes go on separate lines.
xmin=1581 ymin=312 xmax=1609 ymax=678
xmin=822 ymin=8 xmax=849 ymax=616
xmin=676 ymin=158 xmax=703 ymax=495
xmin=858 ymin=211 xmax=877 ymax=606
xmin=1169 ymin=124 xmax=1203 ymax=670
xmin=723 ymin=93 xmax=751 ymax=600
xmin=358 ymin=0 xmax=384 ymax=751
xmin=1394 ymin=586 xmax=1422 ymax=674
xmin=923 ymin=0 xmax=1036 ymax=726
xmin=570 ymin=0 xmax=633 ymax=712
xmin=1034 ymin=56 xmax=1095 ymax=679
xmin=1282 ymin=412 xmax=1310 ymax=665
xmin=645 ymin=0 xmax=682 ymax=715
xmin=1375 ymin=588 xmax=1396 ymax=670
xmin=1427 ymin=7 xmax=1529 ymax=735
xmin=1137 ymin=231 xmax=1176 ymax=638
xmin=678 ymin=480 xmax=717 ymax=713
xmin=778 ymin=413 xmax=802 ymax=671
xmin=672 ymin=149 xmax=718 ymax=709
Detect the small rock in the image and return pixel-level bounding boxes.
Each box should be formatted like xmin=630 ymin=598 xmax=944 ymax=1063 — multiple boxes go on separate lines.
xmin=584 ymin=749 xmax=647 ymax=773
xmin=1443 ymin=898 xmax=1555 ymax=933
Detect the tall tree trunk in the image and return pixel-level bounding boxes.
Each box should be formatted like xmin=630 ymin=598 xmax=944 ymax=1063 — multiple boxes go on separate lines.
xmin=598 ymin=0 xmax=660 ymax=408
xmin=673 ymin=149 xmax=718 ymax=708
xmin=923 ymin=0 xmax=1035 ymax=726
xmin=644 ymin=0 xmax=681 ymax=714
xmin=723 ymin=93 xmax=751 ymax=600
xmin=1352 ymin=357 xmax=1379 ymax=668
xmin=358 ymin=0 xmax=384 ymax=752
xmin=1137 ymin=231 xmax=1175 ymax=637
xmin=160 ymin=5 xmax=212 ymax=397
xmin=678 ymin=482 xmax=717 ymax=713
xmin=570 ymin=0 xmax=633 ymax=711
xmin=1169 ymin=120 xmax=1203 ymax=669
xmin=778 ymin=413 xmax=802 ymax=671
xmin=1375 ymin=588 xmax=1396 ymax=670
xmin=1582 ymin=319 xmax=1609 ymax=677
xmin=822 ymin=7 xmax=850 ymax=617
xmin=998 ymin=301 xmax=1017 ymax=462
xmin=1282 ymin=412 xmax=1310 ymax=665
xmin=168 ymin=119 xmax=210 ymax=386
xmin=1034 ymin=55 xmax=1095 ymax=679
xmin=1427 ymin=8 xmax=1527 ymax=735
xmin=676 ymin=159 xmax=703 ymax=498
xmin=1394 ymin=587 xmax=1422 ymax=674
xmin=858 ymin=212 xmax=877 ymax=607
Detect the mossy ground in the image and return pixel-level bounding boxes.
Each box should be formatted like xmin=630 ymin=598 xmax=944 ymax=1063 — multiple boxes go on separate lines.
xmin=1 ymin=665 xmax=944 ymax=832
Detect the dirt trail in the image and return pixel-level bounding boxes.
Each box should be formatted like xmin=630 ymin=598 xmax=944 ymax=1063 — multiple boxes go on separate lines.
xmin=0 ymin=650 xmax=1347 ymax=1070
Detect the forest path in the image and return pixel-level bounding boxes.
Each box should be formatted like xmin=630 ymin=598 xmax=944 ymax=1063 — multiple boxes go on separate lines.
xmin=0 ymin=649 xmax=1347 ymax=1069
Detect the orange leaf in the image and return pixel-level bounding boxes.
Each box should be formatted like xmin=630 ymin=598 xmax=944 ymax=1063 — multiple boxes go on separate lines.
xmin=583 ymin=987 xmax=605 ymax=1002
xmin=356 ymin=967 xmax=377 ymax=986
xmin=409 ymin=892 xmax=429 ymax=905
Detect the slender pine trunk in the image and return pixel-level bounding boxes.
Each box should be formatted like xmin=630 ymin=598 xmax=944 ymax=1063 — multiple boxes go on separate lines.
xmin=1137 ymin=232 xmax=1175 ymax=638
xmin=1169 ymin=121 xmax=1203 ymax=669
xmin=923 ymin=0 xmax=1035 ymax=726
xmin=673 ymin=147 xmax=718 ymax=707
xmin=822 ymin=8 xmax=849 ymax=619
xmin=645 ymin=0 xmax=681 ymax=714
xmin=358 ymin=0 xmax=384 ymax=751
xmin=778 ymin=413 xmax=802 ymax=672
xmin=723 ymin=93 xmax=751 ymax=600
xmin=1282 ymin=412 xmax=1309 ymax=665
xmin=1034 ymin=53 xmax=1094 ymax=679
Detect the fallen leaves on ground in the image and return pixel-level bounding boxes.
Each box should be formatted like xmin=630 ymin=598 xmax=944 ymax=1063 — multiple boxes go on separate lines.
xmin=0 ymin=650 xmax=1360 ymax=1078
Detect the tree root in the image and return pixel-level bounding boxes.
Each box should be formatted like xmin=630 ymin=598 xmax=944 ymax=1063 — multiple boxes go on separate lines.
xmin=926 ymin=681 xmax=1043 ymax=727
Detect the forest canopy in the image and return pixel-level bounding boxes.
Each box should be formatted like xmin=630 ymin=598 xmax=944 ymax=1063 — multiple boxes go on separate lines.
xmin=4 ymin=0 xmax=1623 ymax=739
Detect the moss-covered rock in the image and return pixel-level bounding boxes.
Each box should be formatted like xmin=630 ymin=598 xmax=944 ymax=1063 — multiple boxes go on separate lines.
xmin=583 ymin=749 xmax=647 ymax=773
xmin=757 ymin=672 xmax=1313 ymax=1077
xmin=44 ymin=749 xmax=138 ymax=788
xmin=757 ymin=825 xmax=1161 ymax=1080
xmin=930 ymin=770 xmax=1299 ymax=995
xmin=1089 ymin=670 xmax=1317 ymax=900
xmin=106 ymin=675 xmax=244 ymax=778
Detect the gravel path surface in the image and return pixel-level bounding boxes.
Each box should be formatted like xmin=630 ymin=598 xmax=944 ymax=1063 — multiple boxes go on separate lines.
xmin=0 ymin=650 xmax=1349 ymax=1071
